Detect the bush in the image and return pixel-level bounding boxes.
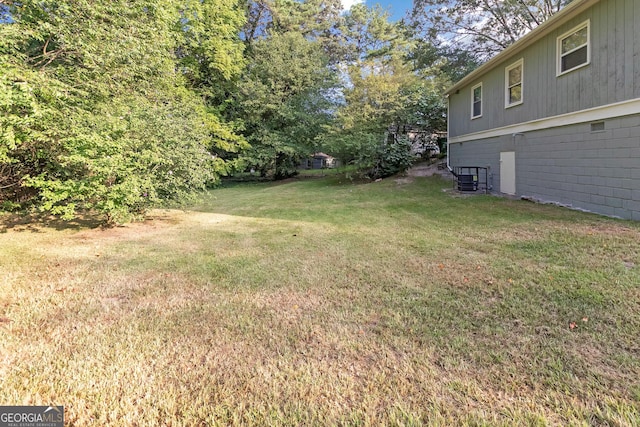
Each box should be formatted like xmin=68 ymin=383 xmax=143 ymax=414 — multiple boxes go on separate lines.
xmin=0 ymin=0 xmax=245 ymax=224
xmin=359 ymin=136 xmax=414 ymax=180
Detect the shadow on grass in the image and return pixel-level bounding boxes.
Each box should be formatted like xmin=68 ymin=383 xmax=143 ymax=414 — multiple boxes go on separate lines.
xmin=221 ymin=166 xmax=365 ymax=187
xmin=0 ymin=211 xmax=104 ymax=233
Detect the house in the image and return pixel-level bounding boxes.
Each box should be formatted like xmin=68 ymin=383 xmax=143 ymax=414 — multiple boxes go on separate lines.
xmin=407 ymin=128 xmax=443 ymax=158
xmin=388 ymin=125 xmax=443 ymax=157
xmin=300 ymin=153 xmax=338 ymax=170
xmin=445 ymin=0 xmax=640 ymax=220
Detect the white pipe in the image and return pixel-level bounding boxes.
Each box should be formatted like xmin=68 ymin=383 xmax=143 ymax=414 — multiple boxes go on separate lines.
xmin=512 ymin=132 xmax=524 ymax=142
xmin=446 ymin=94 xmax=452 ymax=172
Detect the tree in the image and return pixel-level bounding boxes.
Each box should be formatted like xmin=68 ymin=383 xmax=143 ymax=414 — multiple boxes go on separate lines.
xmin=322 ymin=5 xmax=423 ymax=178
xmin=411 ymin=0 xmax=572 ymax=58
xmin=231 ymin=0 xmax=345 ymax=180
xmin=176 ymin=0 xmax=250 ymax=168
xmin=236 ymin=32 xmax=335 ymax=179
xmin=0 ymin=0 xmax=246 ymax=222
xmin=242 ymin=0 xmax=344 ymax=62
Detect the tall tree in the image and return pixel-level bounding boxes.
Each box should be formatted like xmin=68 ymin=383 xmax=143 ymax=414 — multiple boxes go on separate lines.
xmin=177 ymin=0 xmax=249 ymax=162
xmin=339 ymin=4 xmax=417 ymax=132
xmin=321 ymin=5 xmax=422 ymax=177
xmin=412 ymin=0 xmax=572 ymax=58
xmin=233 ymin=0 xmax=343 ymax=180
xmin=243 ymin=0 xmax=343 ymax=49
xmin=243 ymin=0 xmax=273 ymax=44
xmin=404 ymin=36 xmax=480 ymax=136
xmin=0 ymin=0 xmax=246 ymax=222
xmin=270 ymin=0 xmax=345 ymax=63
xmin=236 ymin=32 xmax=335 ymax=179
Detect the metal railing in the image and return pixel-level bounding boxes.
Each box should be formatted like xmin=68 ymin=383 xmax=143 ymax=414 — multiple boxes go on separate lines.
xmin=452 ymin=166 xmax=490 ymax=194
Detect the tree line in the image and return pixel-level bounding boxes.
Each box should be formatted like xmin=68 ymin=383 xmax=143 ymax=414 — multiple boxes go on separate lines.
xmin=0 ymin=0 xmax=568 ymax=223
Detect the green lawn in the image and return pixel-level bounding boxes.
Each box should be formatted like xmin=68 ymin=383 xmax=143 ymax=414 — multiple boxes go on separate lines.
xmin=1 ymin=175 xmax=639 ymax=426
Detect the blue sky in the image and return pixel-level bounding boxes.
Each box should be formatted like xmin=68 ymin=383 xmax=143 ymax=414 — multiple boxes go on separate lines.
xmin=367 ymin=0 xmax=413 ymax=21
xmin=342 ymin=0 xmax=413 ymax=21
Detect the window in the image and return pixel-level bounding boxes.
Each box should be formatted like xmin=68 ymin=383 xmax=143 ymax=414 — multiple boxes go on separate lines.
xmin=505 ymin=59 xmax=523 ymax=108
xmin=471 ymin=83 xmax=482 ymax=119
xmin=557 ymin=21 xmax=590 ymax=75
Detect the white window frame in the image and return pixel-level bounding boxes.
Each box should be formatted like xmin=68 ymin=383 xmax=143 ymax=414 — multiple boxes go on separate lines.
xmin=505 ymin=58 xmax=524 ymax=108
xmin=471 ymin=82 xmax=482 ymax=119
xmin=557 ymin=20 xmax=590 ymax=76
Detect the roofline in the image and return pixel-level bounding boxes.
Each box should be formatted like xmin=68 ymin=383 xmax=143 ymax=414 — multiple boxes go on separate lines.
xmin=444 ymin=0 xmax=601 ymax=95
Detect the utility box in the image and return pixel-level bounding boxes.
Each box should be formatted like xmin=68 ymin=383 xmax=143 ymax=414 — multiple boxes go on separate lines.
xmin=457 ymin=174 xmax=478 ymax=191
xmin=452 ymin=166 xmax=489 ymax=193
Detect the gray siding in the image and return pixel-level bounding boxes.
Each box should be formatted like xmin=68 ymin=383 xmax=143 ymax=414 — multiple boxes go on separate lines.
xmin=449 ymin=114 xmax=640 ymax=220
xmin=448 ymin=0 xmax=640 ymax=138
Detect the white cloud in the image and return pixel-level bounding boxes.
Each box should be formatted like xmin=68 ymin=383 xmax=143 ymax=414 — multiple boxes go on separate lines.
xmin=341 ymin=0 xmax=365 ymax=12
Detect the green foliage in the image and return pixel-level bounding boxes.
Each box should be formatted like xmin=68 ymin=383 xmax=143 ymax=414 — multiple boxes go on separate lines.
xmin=323 ymin=5 xmax=440 ymax=175
xmin=178 ymin=0 xmax=247 ymax=102
xmin=340 ymin=59 xmax=416 ymax=133
xmin=0 ymin=59 xmax=65 ymax=205
xmin=243 ymin=0 xmax=344 ymax=64
xmin=402 ymin=80 xmax=447 ymax=132
xmin=235 ymin=31 xmax=336 ymax=180
xmin=435 ymin=47 xmax=482 ymax=83
xmin=324 ymin=131 xmax=413 ymax=180
xmin=0 ymin=0 xmax=246 ymax=223
xmin=341 ymin=3 xmax=406 ymax=63
xmin=322 ymin=132 xmax=380 ymax=168
xmin=357 ymin=135 xmax=414 ymax=180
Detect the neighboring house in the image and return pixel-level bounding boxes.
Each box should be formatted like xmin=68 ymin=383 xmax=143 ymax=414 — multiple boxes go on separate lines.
xmin=406 ymin=128 xmax=442 ymax=158
xmin=300 ymin=153 xmax=338 ymax=169
xmin=388 ymin=125 xmax=444 ymax=158
xmin=445 ymin=0 xmax=640 ymax=220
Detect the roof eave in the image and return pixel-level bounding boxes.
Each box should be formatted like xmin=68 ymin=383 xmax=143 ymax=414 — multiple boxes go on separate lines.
xmin=444 ymin=0 xmax=601 ymax=95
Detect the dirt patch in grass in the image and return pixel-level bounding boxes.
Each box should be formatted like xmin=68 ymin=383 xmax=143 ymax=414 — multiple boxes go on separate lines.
xmin=395 ymin=161 xmax=451 ymax=185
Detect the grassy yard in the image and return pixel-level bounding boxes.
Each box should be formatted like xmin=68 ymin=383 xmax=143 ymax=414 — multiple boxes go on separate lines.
xmin=1 ymin=174 xmax=639 ymax=426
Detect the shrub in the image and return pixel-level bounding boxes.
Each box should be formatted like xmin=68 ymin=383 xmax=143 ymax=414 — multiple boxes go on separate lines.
xmin=358 ymin=136 xmax=414 ymax=180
